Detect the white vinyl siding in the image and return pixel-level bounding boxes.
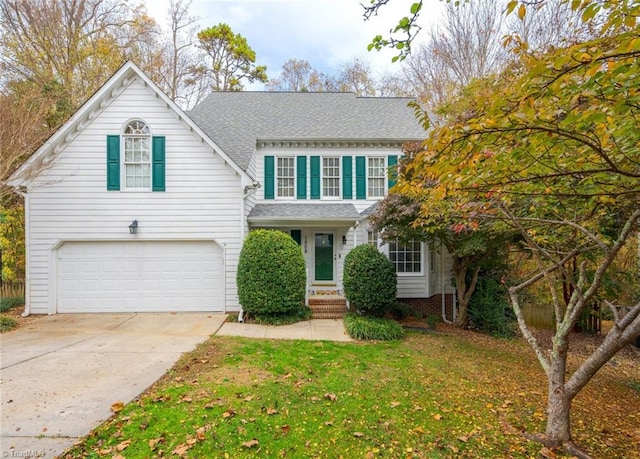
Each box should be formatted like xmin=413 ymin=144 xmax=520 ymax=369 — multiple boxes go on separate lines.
xmin=322 ymin=157 xmax=340 ymax=198
xmin=276 ymin=157 xmax=295 ymax=198
xmin=25 ymin=78 xmax=243 ymax=314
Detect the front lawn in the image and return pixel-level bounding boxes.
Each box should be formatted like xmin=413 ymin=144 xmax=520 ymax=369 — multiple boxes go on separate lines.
xmin=63 ymin=327 xmax=639 ymax=458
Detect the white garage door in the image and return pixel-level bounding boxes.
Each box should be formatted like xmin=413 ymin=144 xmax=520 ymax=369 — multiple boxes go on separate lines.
xmin=57 ymin=241 xmax=224 ymax=313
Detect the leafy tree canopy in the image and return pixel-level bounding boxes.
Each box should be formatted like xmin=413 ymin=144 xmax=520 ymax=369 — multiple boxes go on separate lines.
xmin=196 ymin=23 xmax=267 ymax=91
xmin=384 ymin=0 xmax=640 ymax=455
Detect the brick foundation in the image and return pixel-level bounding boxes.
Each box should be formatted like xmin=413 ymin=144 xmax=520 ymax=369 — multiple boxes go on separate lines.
xmin=399 ymin=295 xmax=455 ymax=322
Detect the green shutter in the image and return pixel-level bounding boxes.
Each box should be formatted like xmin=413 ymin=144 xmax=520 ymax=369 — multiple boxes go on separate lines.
xmin=264 ymin=156 xmax=275 ymax=199
xmin=355 ymin=156 xmax=366 ymax=199
xmin=342 ymin=156 xmax=352 ymax=199
xmin=387 ymin=155 xmax=398 ymax=190
xmin=106 ymin=135 xmax=120 ymax=191
xmin=296 ymin=156 xmax=307 ymax=199
xmin=310 ymin=156 xmax=320 ymax=199
xmin=290 ymin=229 xmax=302 ymax=245
xmin=152 ymin=136 xmax=166 ymax=191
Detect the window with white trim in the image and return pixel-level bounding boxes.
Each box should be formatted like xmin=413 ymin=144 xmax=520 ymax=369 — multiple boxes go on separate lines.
xmin=276 ymin=157 xmax=295 ymax=198
xmin=123 ymin=120 xmax=151 ymax=189
xmin=389 ymin=240 xmax=423 ymax=274
xmin=322 ymin=157 xmax=340 ymax=198
xmin=430 ymin=244 xmax=437 ymax=273
xmin=367 ymin=230 xmax=378 ymax=248
xmin=368 ymin=157 xmax=385 ymax=197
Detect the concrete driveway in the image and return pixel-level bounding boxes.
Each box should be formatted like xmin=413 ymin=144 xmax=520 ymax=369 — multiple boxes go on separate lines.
xmin=0 ymin=313 xmax=226 ymax=458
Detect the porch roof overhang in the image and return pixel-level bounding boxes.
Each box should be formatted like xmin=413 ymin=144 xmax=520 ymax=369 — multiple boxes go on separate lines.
xmin=248 ymin=203 xmax=361 ymax=227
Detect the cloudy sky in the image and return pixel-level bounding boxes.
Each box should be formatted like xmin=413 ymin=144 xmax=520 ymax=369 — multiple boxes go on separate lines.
xmin=144 ymin=0 xmax=444 ymax=88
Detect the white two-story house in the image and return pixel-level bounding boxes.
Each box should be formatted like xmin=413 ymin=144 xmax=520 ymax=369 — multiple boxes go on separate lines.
xmin=8 ymin=62 xmax=454 ymax=319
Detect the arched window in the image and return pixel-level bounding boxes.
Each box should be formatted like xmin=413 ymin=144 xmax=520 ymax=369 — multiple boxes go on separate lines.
xmin=123 ymin=120 xmax=151 ymax=189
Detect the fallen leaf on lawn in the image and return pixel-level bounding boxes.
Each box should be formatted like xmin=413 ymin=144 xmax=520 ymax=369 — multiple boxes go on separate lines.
xmin=283 ymin=373 xmax=292 ymax=379
xmin=223 ymin=409 xmax=236 ymax=418
xmin=448 ymin=444 xmax=459 ymax=453
xmin=110 ymin=402 xmax=124 ymax=413
xmin=244 ymin=395 xmax=255 ymax=402
xmin=112 ymin=455 xmax=125 ymax=459
xmin=148 ymin=437 xmax=164 ymax=449
xmin=266 ymin=407 xmax=278 ymax=415
xmin=242 ymin=439 xmax=259 ymax=448
xmin=353 ymin=432 xmax=364 ymax=437
xmin=457 ymin=435 xmax=469 ymax=443
xmin=181 ymin=396 xmax=193 ymax=403
xmin=390 ymin=401 xmax=401 ymax=408
xmin=433 ymin=413 xmax=443 ymax=421
xmin=324 ymin=393 xmax=337 ymax=401
xmin=281 ymin=425 xmax=290 ymax=434
xmin=539 ymin=447 xmax=558 ymax=458
xmin=413 ymin=426 xmax=426 ymax=434
xmin=196 ymin=426 xmax=207 ymax=441
xmin=310 ymin=396 xmax=320 ymax=402
xmin=172 ymin=442 xmax=191 ymax=456
xmin=98 ymin=448 xmax=112 ymax=456
xmin=115 ymin=440 xmax=131 ymax=451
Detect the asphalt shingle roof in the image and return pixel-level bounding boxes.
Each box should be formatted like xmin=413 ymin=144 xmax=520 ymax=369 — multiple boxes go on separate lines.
xmin=187 ymin=92 xmax=426 ymax=171
xmin=248 ymin=203 xmax=360 ymax=222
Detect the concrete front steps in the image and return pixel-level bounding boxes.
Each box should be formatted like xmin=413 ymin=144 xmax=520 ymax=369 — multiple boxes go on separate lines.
xmin=308 ymin=292 xmax=348 ymax=319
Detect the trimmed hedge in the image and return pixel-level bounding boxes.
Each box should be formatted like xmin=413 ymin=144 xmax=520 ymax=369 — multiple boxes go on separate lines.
xmin=344 ymin=313 xmax=404 ymax=341
xmin=343 ymin=244 xmax=397 ymax=317
xmin=237 ymin=229 xmax=306 ymax=319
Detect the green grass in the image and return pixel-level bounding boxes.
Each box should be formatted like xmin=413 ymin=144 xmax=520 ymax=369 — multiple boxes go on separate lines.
xmin=61 ymin=331 xmax=640 ymax=459
xmin=0 ymin=315 xmax=17 ymax=332
xmin=344 ymin=313 xmax=405 ymax=340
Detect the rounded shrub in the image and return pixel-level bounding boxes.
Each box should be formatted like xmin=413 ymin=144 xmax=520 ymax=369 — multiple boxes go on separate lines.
xmin=343 ymin=243 xmax=397 ymax=317
xmin=237 ymin=229 xmax=307 ymax=319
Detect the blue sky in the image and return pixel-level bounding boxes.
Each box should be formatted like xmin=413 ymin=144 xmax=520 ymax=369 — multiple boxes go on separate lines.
xmin=144 ymin=0 xmax=443 ymax=88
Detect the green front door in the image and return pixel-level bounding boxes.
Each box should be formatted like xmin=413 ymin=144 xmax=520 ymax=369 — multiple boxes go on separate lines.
xmin=314 ymin=233 xmax=334 ymax=282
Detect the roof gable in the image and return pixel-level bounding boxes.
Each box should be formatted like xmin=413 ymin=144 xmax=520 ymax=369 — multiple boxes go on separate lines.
xmin=8 ymin=61 xmax=251 ymax=186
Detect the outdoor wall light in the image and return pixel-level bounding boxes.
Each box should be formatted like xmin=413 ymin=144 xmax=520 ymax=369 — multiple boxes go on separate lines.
xmin=342 ymin=235 xmax=347 ymax=245
xmin=129 ymin=220 xmax=138 ymax=234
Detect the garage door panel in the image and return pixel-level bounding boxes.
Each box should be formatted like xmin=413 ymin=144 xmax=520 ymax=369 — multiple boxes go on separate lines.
xmin=57 ymin=241 xmax=224 ymax=313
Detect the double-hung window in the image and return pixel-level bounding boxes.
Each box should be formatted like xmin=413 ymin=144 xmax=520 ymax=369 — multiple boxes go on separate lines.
xmin=367 ymin=157 xmax=386 ymax=198
xmin=123 ymin=120 xmax=151 ymax=190
xmin=389 ymin=240 xmax=423 ymax=274
xmin=276 ymin=157 xmax=295 ymax=198
xmin=322 ymin=157 xmax=340 ymax=198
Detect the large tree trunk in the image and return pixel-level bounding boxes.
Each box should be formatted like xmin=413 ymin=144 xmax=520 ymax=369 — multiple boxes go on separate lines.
xmin=452 ymin=259 xmax=481 ymax=328
xmin=545 ymin=344 xmax=572 ymax=446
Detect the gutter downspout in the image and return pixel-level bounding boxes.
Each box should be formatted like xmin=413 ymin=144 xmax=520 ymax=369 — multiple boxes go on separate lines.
xmin=441 ymin=247 xmax=453 ymax=324
xmin=13 ymin=187 xmax=30 ymax=317
xmin=238 ymin=182 xmax=261 ymax=323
